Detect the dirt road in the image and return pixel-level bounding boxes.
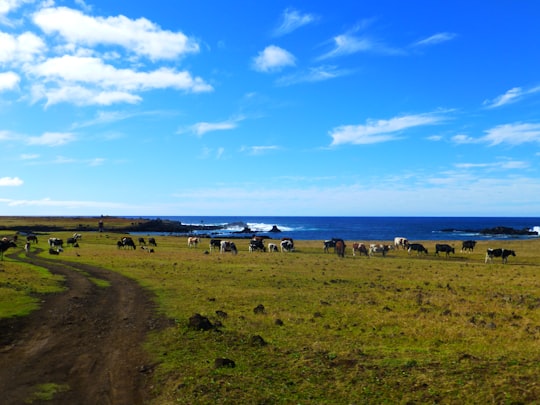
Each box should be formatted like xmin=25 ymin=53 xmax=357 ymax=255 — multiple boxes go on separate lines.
xmin=0 ymin=249 xmax=169 ymax=405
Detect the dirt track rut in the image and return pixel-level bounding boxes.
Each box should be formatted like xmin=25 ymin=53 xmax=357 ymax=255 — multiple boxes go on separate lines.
xmin=0 ymin=249 xmax=166 ymax=405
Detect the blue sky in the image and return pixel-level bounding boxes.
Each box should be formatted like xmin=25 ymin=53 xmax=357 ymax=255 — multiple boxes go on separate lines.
xmin=1 ymin=0 xmax=540 ymax=216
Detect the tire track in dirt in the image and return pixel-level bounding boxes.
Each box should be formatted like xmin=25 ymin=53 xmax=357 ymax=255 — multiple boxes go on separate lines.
xmin=0 ymin=249 xmax=170 ymax=405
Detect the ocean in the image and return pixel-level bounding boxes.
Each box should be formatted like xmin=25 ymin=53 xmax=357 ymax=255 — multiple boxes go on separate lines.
xmin=127 ymin=216 xmax=540 ymax=241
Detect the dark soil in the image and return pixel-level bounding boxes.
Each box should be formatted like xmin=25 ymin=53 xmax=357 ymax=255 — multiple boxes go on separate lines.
xmin=0 ymin=249 xmax=171 ymax=405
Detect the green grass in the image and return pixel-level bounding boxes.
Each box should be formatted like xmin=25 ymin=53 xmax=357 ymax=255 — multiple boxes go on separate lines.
xmin=2 ymin=229 xmax=540 ymax=404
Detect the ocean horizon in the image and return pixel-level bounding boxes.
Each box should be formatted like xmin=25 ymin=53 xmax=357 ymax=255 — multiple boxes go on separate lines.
xmin=124 ymin=216 xmax=540 ymax=241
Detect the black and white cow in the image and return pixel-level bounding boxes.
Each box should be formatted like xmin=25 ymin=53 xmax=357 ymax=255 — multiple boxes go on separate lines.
xmin=323 ymin=239 xmax=336 ymax=253
xmin=220 ymin=240 xmax=238 ymax=254
xmin=408 ymin=243 xmax=428 ymax=255
xmin=369 ymin=244 xmax=389 ymax=257
xmin=48 ymin=238 xmax=64 ymax=249
xmin=394 ymin=237 xmax=409 ymax=250
xmin=148 ymin=237 xmax=157 ymax=246
xmin=485 ymin=248 xmax=516 ymax=264
xmin=0 ymin=238 xmax=17 ymax=260
xmin=121 ymin=237 xmax=136 ymax=249
xmin=209 ymin=239 xmax=222 ymax=252
xmin=249 ymin=239 xmax=266 ymax=252
xmin=435 ymin=244 xmax=455 ymax=257
xmin=280 ymin=239 xmax=294 ymax=252
xmin=66 ymin=237 xmax=79 ymax=247
xmin=138 ymin=237 xmax=146 ymax=246
xmin=268 ymin=243 xmax=279 ymax=252
xmin=26 ymin=235 xmax=38 ymax=244
xmin=461 ymin=240 xmax=477 ymax=253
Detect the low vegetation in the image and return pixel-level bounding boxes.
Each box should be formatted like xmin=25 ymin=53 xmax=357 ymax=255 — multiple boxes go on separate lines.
xmin=1 ymin=224 xmax=540 ymax=404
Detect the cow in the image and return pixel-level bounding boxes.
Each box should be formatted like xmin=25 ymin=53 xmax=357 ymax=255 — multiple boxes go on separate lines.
xmin=138 ymin=237 xmax=146 ymax=246
xmin=220 ymin=240 xmax=238 ymax=254
xmin=335 ymin=239 xmax=346 ymax=257
xmin=148 ymin=237 xmax=157 ymax=246
xmin=209 ymin=239 xmax=222 ymax=252
xmin=188 ymin=237 xmax=200 ymax=248
xmin=280 ymin=239 xmax=294 ymax=252
xmin=48 ymin=238 xmax=63 ymax=249
xmin=66 ymin=237 xmax=79 ymax=247
xmin=249 ymin=239 xmax=266 ymax=252
xmin=121 ymin=237 xmax=136 ymax=249
xmin=394 ymin=237 xmax=409 ymax=250
xmin=26 ymin=235 xmax=38 ymax=244
xmin=369 ymin=244 xmax=389 ymax=257
xmin=0 ymin=238 xmax=17 ymax=260
xmin=352 ymin=242 xmax=369 ymax=256
xmin=485 ymin=248 xmax=516 ymax=264
xmin=72 ymin=233 xmax=82 ymax=240
xmin=48 ymin=248 xmax=60 ymax=255
xmin=268 ymin=243 xmax=278 ymax=252
xmin=24 ymin=241 xmax=30 ymax=253
xmin=281 ymin=237 xmax=294 ymax=250
xmin=408 ymin=243 xmax=428 ymax=255
xmin=323 ymin=239 xmax=336 ymax=253
xmin=435 ymin=244 xmax=455 ymax=258
xmin=461 ymin=240 xmax=477 ymax=253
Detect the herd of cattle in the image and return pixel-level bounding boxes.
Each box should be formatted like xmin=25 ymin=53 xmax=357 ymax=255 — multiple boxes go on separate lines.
xmin=1 ymin=233 xmax=517 ymax=264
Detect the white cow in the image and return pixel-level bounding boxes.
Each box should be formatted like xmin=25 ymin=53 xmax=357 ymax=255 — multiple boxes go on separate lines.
xmin=394 ymin=237 xmax=409 ymax=250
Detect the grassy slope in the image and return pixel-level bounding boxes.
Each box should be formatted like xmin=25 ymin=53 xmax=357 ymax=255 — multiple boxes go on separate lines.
xmin=1 ymin=228 xmax=540 ymax=404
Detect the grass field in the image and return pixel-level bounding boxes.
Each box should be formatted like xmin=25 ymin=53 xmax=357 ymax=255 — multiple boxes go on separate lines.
xmin=1 ymin=226 xmax=540 ymax=404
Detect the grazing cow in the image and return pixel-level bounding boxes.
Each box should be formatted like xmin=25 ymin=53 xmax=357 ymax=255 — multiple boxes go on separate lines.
xmin=209 ymin=239 xmax=222 ymax=252
xmin=369 ymin=244 xmax=389 ymax=257
xmin=48 ymin=238 xmax=64 ymax=249
xmin=435 ymin=244 xmax=455 ymax=258
xmin=0 ymin=238 xmax=17 ymax=260
xmin=485 ymin=248 xmax=516 ymax=264
xmin=323 ymin=239 xmax=336 ymax=253
xmin=281 ymin=237 xmax=294 ymax=250
xmin=220 ymin=240 xmax=238 ymax=254
xmin=335 ymin=239 xmax=346 ymax=257
xmin=280 ymin=239 xmax=294 ymax=252
xmin=148 ymin=237 xmax=157 ymax=246
xmin=394 ymin=237 xmax=409 ymax=250
xmin=138 ymin=237 xmax=146 ymax=246
xmin=408 ymin=243 xmax=428 ymax=255
xmin=461 ymin=240 xmax=477 ymax=253
xmin=26 ymin=235 xmax=38 ymax=244
xmin=188 ymin=237 xmax=200 ymax=248
xmin=352 ymin=242 xmax=369 ymax=256
xmin=49 ymin=248 xmax=60 ymax=255
xmin=66 ymin=237 xmax=79 ymax=247
xmin=268 ymin=243 xmax=278 ymax=252
xmin=249 ymin=239 xmax=266 ymax=252
xmin=121 ymin=237 xmax=136 ymax=249
xmin=24 ymin=241 xmax=30 ymax=253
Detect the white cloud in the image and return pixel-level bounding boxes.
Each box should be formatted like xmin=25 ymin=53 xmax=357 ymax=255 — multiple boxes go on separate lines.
xmin=190 ymin=116 xmax=245 ymax=136
xmin=252 ymin=45 xmax=295 ymax=73
xmin=274 ymin=8 xmax=316 ymax=36
xmin=483 ymin=86 xmax=540 ymax=108
xmin=240 ymin=145 xmax=279 ymax=155
xmin=318 ymin=34 xmax=374 ymax=60
xmin=451 ymin=134 xmax=478 ymax=144
xmin=412 ymin=32 xmax=457 ymax=47
xmin=482 ymin=122 xmax=540 ymax=145
xmin=0 ymin=176 xmax=23 ymax=186
xmin=32 ymin=6 xmax=199 ymax=61
xmin=27 ymin=55 xmax=212 ymax=106
xmin=27 ymin=132 xmax=75 ymax=146
xmin=329 ymin=112 xmax=447 ymax=146
xmin=0 ymin=31 xmax=45 ymax=64
xmin=0 ymin=71 xmax=20 ymax=90
xmin=276 ymin=65 xmax=350 ymax=86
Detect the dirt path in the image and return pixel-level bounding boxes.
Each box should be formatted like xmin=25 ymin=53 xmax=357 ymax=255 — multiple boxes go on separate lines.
xmin=0 ymin=249 xmax=169 ymax=405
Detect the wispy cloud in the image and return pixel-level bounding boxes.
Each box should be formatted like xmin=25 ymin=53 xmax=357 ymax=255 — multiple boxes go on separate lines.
xmin=190 ymin=116 xmax=245 ymax=136
xmin=27 ymin=132 xmax=75 ymax=146
xmin=329 ymin=111 xmax=448 ymax=146
xmin=252 ymin=45 xmax=296 ymax=73
xmin=482 ymin=122 xmax=540 ymax=145
xmin=0 ymin=71 xmax=20 ymax=91
xmin=273 ymin=8 xmax=317 ymax=36
xmin=276 ymin=65 xmax=350 ymax=86
xmin=240 ymin=145 xmax=279 ymax=155
xmin=412 ymin=32 xmax=457 ymax=47
xmin=483 ymin=85 xmax=540 ymax=108
xmin=0 ymin=176 xmax=23 ymax=186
